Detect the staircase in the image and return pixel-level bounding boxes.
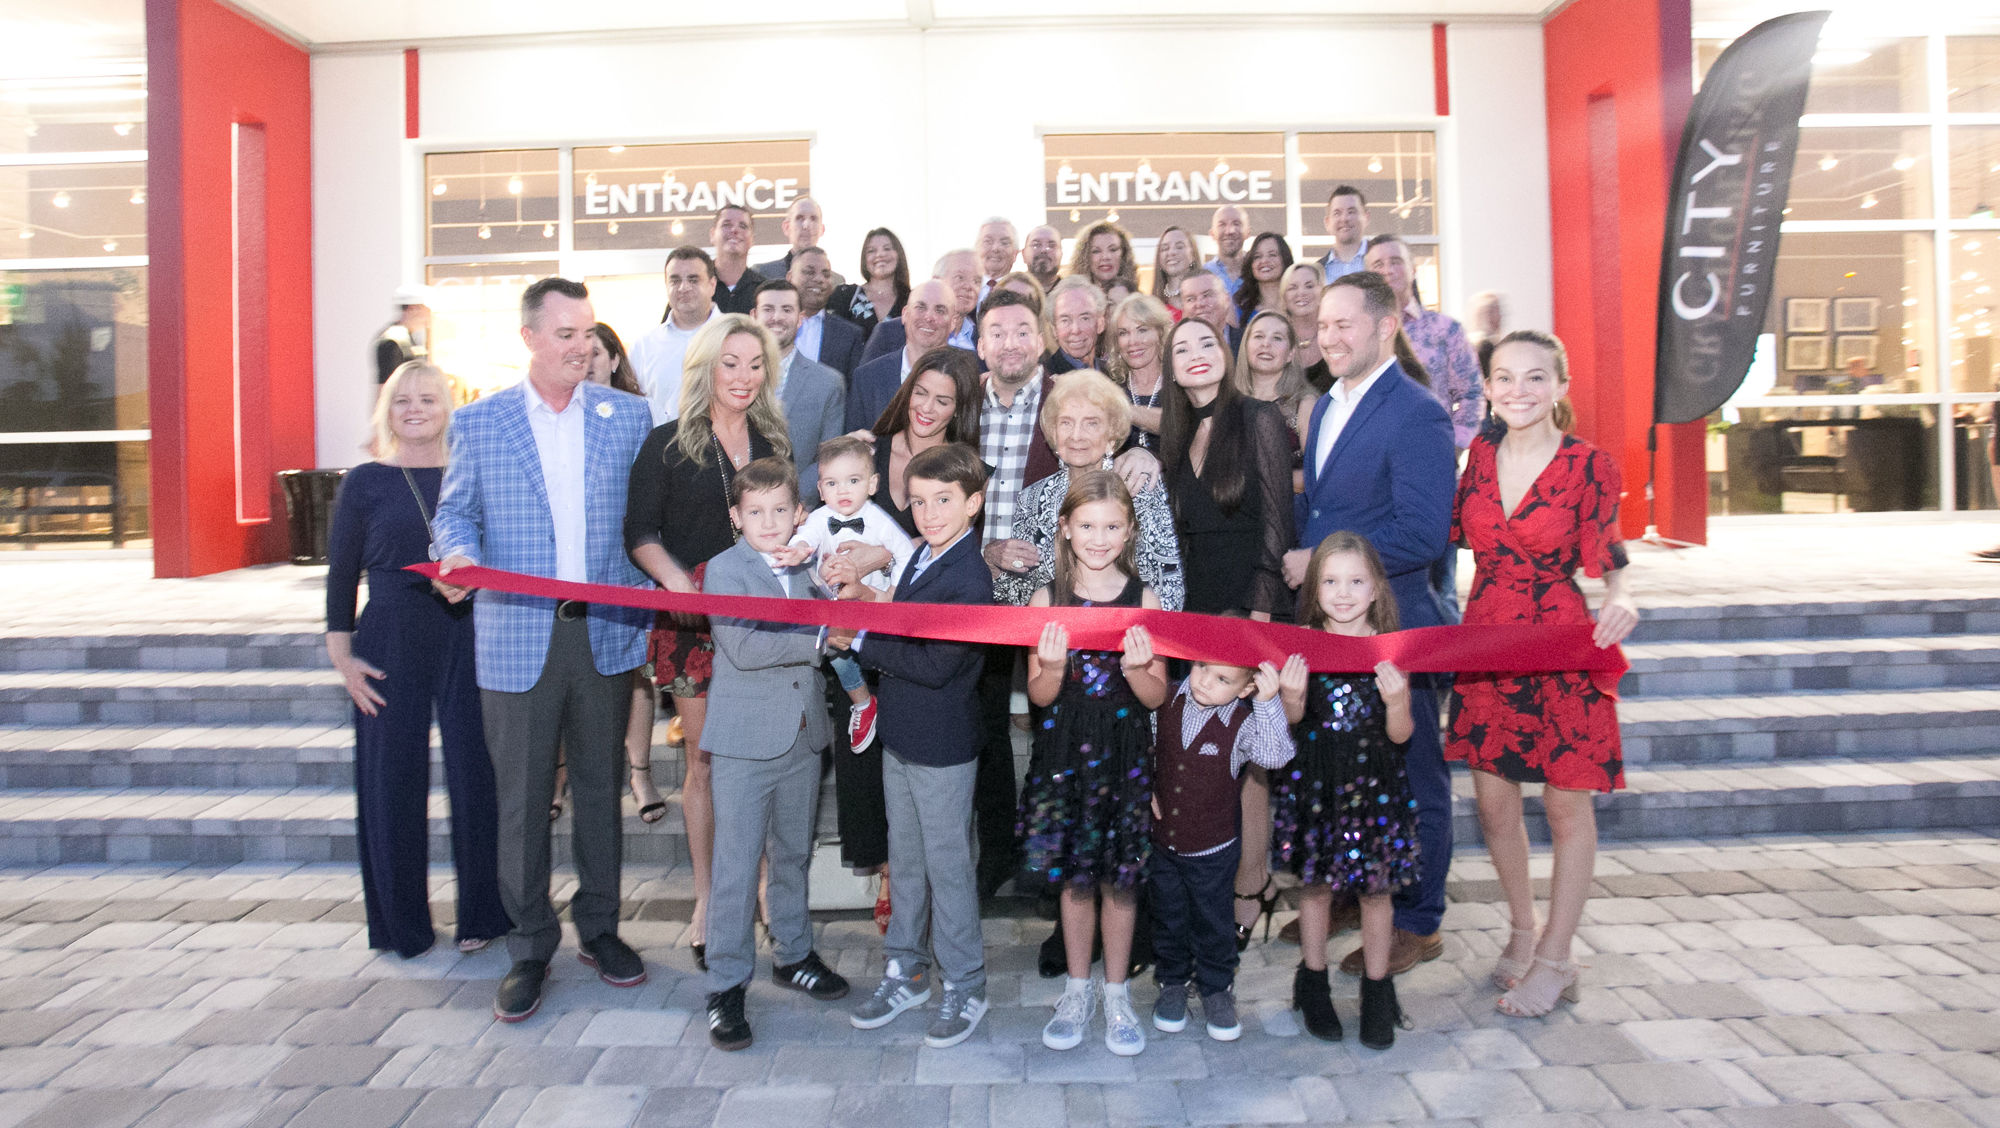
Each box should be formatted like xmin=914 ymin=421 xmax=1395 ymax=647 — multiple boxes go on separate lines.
xmin=0 ymin=626 xmax=689 ymax=866
xmin=0 ymin=571 xmax=1994 ymax=865
xmin=1459 ymin=596 xmax=2000 ymax=842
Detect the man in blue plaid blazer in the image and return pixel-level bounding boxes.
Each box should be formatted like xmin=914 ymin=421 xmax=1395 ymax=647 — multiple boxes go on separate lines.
xmin=433 ymin=277 xmax=655 ymax=1021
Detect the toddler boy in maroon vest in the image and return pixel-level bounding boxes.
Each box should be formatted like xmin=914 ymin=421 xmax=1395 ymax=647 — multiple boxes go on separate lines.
xmin=1148 ymin=660 xmax=1295 ymax=1041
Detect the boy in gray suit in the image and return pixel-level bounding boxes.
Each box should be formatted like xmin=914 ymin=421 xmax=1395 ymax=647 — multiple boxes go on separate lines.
xmin=700 ymin=457 xmax=849 ymax=1051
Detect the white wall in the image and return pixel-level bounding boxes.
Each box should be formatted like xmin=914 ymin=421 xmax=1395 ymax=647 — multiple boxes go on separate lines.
xmin=310 ymin=51 xmax=406 ymax=467
xmin=309 ymin=22 xmax=1555 ymax=465
xmin=1449 ymin=22 xmax=1555 ymax=335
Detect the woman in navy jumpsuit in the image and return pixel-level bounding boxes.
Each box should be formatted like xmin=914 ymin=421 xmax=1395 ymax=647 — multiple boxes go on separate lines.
xmin=325 ymin=362 xmax=509 ymax=957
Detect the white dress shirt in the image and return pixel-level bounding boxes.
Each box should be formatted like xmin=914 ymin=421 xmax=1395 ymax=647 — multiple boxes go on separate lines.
xmin=795 ymin=311 xmax=826 ymax=364
xmin=524 ymin=380 xmax=589 ymax=583
xmin=1312 ymin=356 xmax=1395 ymax=476
xmin=629 ymin=306 xmax=723 ymax=427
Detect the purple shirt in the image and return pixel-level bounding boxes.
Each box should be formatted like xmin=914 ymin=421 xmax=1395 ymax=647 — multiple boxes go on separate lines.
xmin=1403 ymin=305 xmax=1486 ymax=450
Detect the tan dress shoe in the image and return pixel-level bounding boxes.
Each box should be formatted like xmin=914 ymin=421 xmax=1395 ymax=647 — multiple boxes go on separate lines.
xmin=1339 ymin=927 xmax=1443 ymax=977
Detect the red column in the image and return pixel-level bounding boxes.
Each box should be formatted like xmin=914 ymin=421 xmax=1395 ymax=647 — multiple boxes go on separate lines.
xmin=146 ymin=0 xmax=315 ymax=576
xmin=1545 ymin=0 xmax=1705 ymax=543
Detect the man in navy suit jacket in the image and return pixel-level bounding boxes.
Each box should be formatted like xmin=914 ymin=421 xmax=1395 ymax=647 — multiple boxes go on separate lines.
xmin=1289 ymin=271 xmax=1458 ymax=974
xmin=786 ymin=247 xmax=865 ymax=379
xmin=845 ymin=280 xmax=962 ymax=434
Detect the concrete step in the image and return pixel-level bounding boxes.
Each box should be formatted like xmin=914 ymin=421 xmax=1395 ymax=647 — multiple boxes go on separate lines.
xmin=1629 ymin=597 xmax=2000 ymax=643
xmin=1616 ymin=687 xmax=2000 ymax=764
xmin=1618 ymin=634 xmax=2000 ymax=698
xmin=0 ymin=631 xmax=325 ymax=672
xmin=1453 ymin=754 xmax=2000 ymax=843
xmin=0 ymin=723 xmax=691 ymax=791
xmin=0 ymin=669 xmax=348 ymax=725
xmin=0 ymin=787 xmax=691 ymax=867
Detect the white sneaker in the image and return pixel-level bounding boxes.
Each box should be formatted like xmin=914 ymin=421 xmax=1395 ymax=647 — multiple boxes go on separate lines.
xmin=1103 ymin=984 xmax=1146 ymax=1057
xmin=1042 ymin=977 xmax=1096 ymax=1051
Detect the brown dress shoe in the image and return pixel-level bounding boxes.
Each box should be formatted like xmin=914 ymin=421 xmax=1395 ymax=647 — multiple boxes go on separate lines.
xmin=1277 ymin=894 xmax=1361 ymax=945
xmin=1339 ymin=927 xmax=1443 ymax=977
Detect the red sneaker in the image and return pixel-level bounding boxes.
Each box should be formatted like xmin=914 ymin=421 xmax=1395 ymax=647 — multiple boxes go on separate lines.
xmin=848 ymin=697 xmax=879 ymax=752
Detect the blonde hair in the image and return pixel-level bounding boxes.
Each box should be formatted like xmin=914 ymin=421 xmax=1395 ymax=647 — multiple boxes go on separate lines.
xmin=371 ymin=361 xmax=451 ymax=461
xmin=1106 ymin=293 xmax=1172 ymax=388
xmin=1229 ymin=310 xmax=1309 ymax=409
xmin=1039 ymin=369 xmax=1134 ymax=458
xmin=675 ymin=314 xmax=793 ymax=467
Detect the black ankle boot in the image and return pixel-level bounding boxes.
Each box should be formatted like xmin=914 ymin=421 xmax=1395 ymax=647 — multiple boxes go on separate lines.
xmin=1359 ymin=973 xmax=1402 ymax=1050
xmin=1292 ymin=963 xmax=1342 ymax=1042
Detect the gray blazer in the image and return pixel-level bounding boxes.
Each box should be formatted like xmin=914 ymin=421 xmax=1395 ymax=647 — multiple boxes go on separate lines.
xmin=701 ymin=539 xmax=833 ymax=760
xmin=778 ymin=353 xmax=848 ymax=504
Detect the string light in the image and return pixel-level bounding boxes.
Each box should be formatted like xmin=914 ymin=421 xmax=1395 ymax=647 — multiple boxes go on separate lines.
xmin=113 ymin=122 xmax=132 ymax=136
xmin=432 ymin=180 xmax=446 ymax=196
xmin=1860 ymin=193 xmax=1879 ymax=209
xmin=1819 ymin=155 xmax=1838 ymax=172
xmin=542 ymin=223 xmax=554 ymax=238
xmin=506 ymin=175 xmax=523 ymax=195
xmin=129 ymin=188 xmax=144 ymax=204
xmin=1367 ymin=155 xmax=1383 ymax=173
xmin=101 ymin=239 xmax=116 ymax=252
xmin=1892 ymin=155 xmax=1915 ymax=171
xmin=477 ymin=224 xmax=492 ymax=239
xmin=51 ymin=190 xmax=70 ymax=208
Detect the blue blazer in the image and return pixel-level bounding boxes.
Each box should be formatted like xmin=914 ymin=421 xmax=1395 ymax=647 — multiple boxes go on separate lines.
xmin=857 ymin=532 xmax=992 ymax=767
xmin=817 ymin=315 xmax=867 ymax=379
xmin=860 ymin=317 xmax=906 ymax=368
xmin=844 ymin=352 xmax=903 ymax=434
xmin=1295 ymin=360 xmax=1457 ymax=630
xmin=432 ymin=380 xmax=653 ymax=692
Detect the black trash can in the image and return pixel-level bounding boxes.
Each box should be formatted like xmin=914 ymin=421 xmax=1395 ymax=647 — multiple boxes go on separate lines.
xmin=278 ymin=468 xmax=349 ymax=565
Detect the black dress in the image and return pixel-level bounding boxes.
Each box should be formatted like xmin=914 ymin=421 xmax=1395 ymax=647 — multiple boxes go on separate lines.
xmin=325 ymin=462 xmax=510 ymax=956
xmin=624 ymin=419 xmax=778 ymax=696
xmin=1273 ymin=672 xmax=1420 ymax=894
xmin=1167 ymin=398 xmax=1296 ymax=616
xmin=829 ymin=283 xmax=906 ymax=341
xmin=1016 ymin=575 xmax=1154 ymax=890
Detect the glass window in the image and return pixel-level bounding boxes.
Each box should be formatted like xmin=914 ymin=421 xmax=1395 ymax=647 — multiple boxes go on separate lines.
xmin=0 ymin=266 xmax=148 ymax=432
xmin=0 ymin=162 xmax=149 ymax=259
xmin=1946 ymin=36 xmax=2000 ymax=113
xmin=0 ymin=439 xmax=149 ymax=548
xmin=1949 ymin=231 xmax=1997 ymax=394
xmin=423 ymin=262 xmax=549 ymax=398
xmin=1042 ymin=132 xmax=1286 ymax=243
xmin=425 ymin=149 xmax=560 ymax=258
xmin=1947 ymin=127 xmax=2000 ymax=222
xmin=1767 ymin=231 xmax=1934 ymax=393
xmin=1955 ymin=403 xmax=1999 ymax=510
xmin=1297 ymin=131 xmax=1438 ymax=238
xmin=571 ymin=140 xmax=811 ymax=252
xmin=1787 ymin=127 xmax=1932 ymax=221
xmin=0 ymin=74 xmax=147 ymax=154
xmin=1696 ymin=37 xmax=1926 ymax=113
xmin=1714 ymin=404 xmax=1937 ymax=514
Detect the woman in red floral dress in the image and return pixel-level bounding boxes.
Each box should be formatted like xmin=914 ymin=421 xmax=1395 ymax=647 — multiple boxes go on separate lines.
xmin=1446 ymin=329 xmax=1637 ymax=1018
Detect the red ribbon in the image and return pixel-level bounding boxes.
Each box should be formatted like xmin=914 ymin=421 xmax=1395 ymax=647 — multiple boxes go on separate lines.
xmin=409 ymin=563 xmax=1626 ymax=683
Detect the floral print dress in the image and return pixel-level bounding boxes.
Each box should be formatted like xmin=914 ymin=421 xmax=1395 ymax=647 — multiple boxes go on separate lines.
xmin=1445 ymin=433 xmax=1629 ymax=793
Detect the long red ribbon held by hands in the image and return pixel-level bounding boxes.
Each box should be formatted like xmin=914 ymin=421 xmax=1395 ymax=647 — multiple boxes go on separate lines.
xmin=408 ymin=563 xmax=1626 ymax=685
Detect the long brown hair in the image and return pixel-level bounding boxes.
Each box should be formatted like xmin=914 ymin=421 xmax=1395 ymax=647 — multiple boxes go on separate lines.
xmin=1159 ymin=317 xmax=1254 ymax=516
xmin=1296 ymin=531 xmax=1400 ymax=635
xmin=873 ymin=347 xmax=982 ymax=445
xmin=1048 ymin=468 xmax=1138 ymax=607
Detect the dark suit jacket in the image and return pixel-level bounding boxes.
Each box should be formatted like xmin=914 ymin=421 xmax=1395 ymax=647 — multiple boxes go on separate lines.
xmin=778 ymin=354 xmax=847 ymax=504
xmin=1295 ymin=359 xmax=1456 ymax=629
xmin=860 ymin=317 xmax=906 ymax=368
xmin=815 ymin=314 xmax=866 ymax=379
xmin=856 ymin=531 xmax=992 ymax=767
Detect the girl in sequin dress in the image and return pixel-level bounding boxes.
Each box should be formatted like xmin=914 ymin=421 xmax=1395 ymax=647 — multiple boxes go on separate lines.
xmin=1275 ymin=532 xmax=1420 ymax=1050
xmin=1020 ymin=470 xmax=1170 ymax=1057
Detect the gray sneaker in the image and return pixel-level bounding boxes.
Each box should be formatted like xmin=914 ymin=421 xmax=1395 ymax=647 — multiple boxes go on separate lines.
xmin=851 ymin=959 xmax=931 ymax=1030
xmin=1041 ymin=978 xmax=1096 ymax=1050
xmin=1201 ymin=987 xmax=1242 ymax=1042
xmin=924 ymin=980 xmax=989 ymax=1048
xmin=1103 ymin=987 xmax=1146 ymax=1057
xmin=1152 ymin=980 xmax=1189 ymax=1033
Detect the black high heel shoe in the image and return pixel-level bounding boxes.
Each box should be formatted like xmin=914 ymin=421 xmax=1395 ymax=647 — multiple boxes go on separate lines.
xmin=1233 ymin=877 xmax=1279 ymax=953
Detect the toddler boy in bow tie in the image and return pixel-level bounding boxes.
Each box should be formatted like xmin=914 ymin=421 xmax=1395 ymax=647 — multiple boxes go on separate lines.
xmin=774 ymin=436 xmax=916 ymax=752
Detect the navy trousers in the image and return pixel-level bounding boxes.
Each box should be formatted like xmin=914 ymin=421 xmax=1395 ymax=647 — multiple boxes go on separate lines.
xmin=1394 ymin=680 xmax=1452 ymax=938
xmin=352 ymin=584 xmax=510 ymax=957
xmin=1149 ymin=839 xmax=1240 ymax=999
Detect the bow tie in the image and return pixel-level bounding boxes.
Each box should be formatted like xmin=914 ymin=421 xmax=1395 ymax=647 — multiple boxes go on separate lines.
xmin=828 ymin=516 xmax=866 ymax=534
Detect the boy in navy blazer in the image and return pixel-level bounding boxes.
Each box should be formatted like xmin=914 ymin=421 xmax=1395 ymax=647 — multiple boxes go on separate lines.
xmin=826 ymin=443 xmax=994 ymax=1048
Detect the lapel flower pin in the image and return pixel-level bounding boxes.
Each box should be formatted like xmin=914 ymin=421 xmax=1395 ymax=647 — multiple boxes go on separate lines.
xmin=595 ymin=401 xmax=614 ymax=418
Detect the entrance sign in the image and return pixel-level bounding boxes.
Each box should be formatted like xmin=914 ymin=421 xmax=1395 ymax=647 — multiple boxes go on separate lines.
xmin=571 ymin=139 xmax=812 ymax=252
xmin=1043 ymin=132 xmax=1285 ymax=242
